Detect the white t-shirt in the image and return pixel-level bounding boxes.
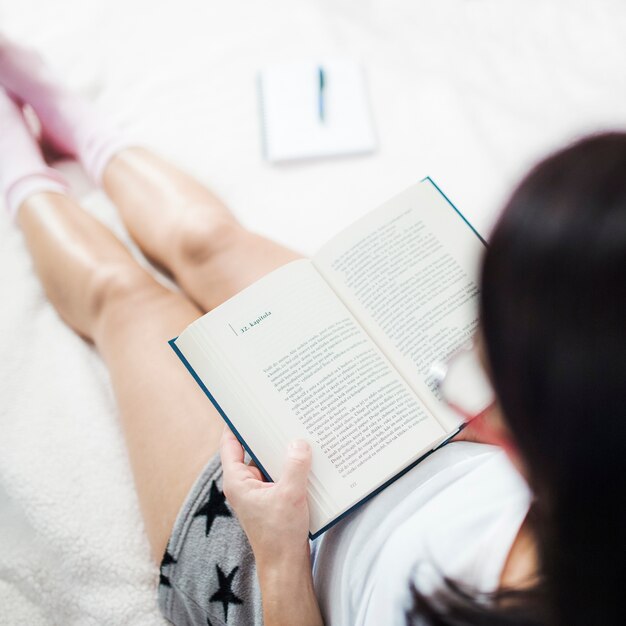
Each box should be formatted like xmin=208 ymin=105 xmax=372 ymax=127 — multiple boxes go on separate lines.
xmin=310 ymin=442 xmax=531 ymax=626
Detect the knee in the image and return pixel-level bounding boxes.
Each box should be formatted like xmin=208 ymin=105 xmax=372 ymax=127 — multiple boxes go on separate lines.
xmin=88 ymin=262 xmax=158 ymax=326
xmin=173 ymin=209 xmax=242 ymax=268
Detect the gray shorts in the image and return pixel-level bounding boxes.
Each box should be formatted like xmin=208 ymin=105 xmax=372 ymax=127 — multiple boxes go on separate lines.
xmin=157 ymin=453 xmax=264 ymax=626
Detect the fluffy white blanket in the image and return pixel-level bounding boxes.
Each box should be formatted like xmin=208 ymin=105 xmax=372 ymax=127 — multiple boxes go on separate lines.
xmin=1 ymin=1 xmax=625 ymax=623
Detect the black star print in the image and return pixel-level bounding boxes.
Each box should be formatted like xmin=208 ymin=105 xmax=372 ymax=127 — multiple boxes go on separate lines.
xmin=161 ymin=549 xmax=177 ymax=568
xmin=193 ymin=481 xmax=232 ymax=536
xmin=159 ymin=549 xmax=177 ymax=587
xmin=206 ymin=619 xmax=213 ymax=626
xmin=209 ymin=564 xmax=243 ymax=622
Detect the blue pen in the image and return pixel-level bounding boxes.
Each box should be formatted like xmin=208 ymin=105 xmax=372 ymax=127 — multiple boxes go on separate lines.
xmin=318 ymin=66 xmax=325 ymax=122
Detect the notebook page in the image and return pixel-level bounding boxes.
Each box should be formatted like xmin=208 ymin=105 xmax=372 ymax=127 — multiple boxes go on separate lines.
xmin=259 ymin=58 xmax=377 ymax=162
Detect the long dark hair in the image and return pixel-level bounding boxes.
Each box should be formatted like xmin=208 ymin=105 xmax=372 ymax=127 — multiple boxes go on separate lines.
xmin=407 ymin=133 xmax=626 ymax=625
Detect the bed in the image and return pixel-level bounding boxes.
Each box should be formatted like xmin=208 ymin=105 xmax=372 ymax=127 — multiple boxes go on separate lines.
xmin=1 ymin=0 xmax=625 ymax=623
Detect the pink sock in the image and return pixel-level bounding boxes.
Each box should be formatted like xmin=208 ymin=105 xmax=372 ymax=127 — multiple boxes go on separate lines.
xmin=0 ymin=88 xmax=69 ymax=219
xmin=0 ymin=37 xmax=131 ymax=184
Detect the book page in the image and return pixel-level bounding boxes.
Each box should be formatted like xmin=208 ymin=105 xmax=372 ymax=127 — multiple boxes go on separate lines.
xmin=313 ymin=180 xmax=485 ymax=433
xmin=174 ymin=259 xmax=445 ymax=533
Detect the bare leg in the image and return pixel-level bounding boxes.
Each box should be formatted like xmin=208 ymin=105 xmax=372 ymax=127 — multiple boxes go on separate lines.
xmin=0 ymin=40 xmax=299 ymax=309
xmin=18 ymin=191 xmax=224 ymax=560
xmin=1 ymin=51 xmax=302 ymax=561
xmin=102 ymin=148 xmax=301 ymax=311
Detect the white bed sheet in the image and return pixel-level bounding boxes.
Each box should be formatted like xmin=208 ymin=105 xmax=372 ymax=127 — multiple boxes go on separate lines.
xmin=1 ymin=0 xmax=625 ymax=623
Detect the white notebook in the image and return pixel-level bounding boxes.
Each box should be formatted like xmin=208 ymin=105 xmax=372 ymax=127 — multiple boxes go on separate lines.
xmin=258 ymin=59 xmax=377 ymax=163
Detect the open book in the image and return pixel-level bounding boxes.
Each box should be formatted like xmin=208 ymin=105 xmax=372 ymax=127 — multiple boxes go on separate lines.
xmin=170 ymin=178 xmax=485 ymax=538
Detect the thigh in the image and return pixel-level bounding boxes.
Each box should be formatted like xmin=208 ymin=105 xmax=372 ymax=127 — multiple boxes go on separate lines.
xmin=94 ymin=281 xmax=224 ymax=561
xmin=178 ymin=228 xmax=303 ymax=312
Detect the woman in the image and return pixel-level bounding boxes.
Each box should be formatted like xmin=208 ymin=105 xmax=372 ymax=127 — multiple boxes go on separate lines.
xmin=1 ymin=40 xmax=624 ymax=625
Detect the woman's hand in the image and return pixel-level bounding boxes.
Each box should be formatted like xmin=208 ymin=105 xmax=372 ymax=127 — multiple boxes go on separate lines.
xmin=220 ymin=427 xmax=323 ymax=626
xmin=220 ymin=426 xmax=312 ymax=564
xmin=451 ymin=414 xmax=488 ymax=444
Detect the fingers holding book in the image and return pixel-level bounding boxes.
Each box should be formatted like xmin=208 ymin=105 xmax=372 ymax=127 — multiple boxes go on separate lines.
xmin=220 ymin=426 xmax=313 ymax=565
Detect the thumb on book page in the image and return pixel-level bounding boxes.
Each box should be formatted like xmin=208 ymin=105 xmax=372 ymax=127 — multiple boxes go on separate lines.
xmin=281 ymin=440 xmax=312 ymax=493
